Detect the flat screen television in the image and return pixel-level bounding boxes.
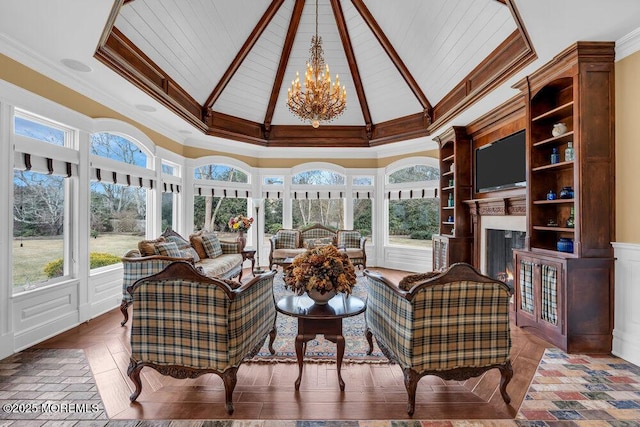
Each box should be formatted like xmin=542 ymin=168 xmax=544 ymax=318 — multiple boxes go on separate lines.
xmin=475 ymin=130 xmax=526 ymax=193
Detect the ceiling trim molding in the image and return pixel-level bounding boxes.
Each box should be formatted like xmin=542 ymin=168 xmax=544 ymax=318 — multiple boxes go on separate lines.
xmin=350 ymin=0 xmax=432 ymax=121
xmin=93 ymin=0 xmax=536 ymax=149
xmin=616 ymin=26 xmax=640 ymax=61
xmin=330 ymin=0 xmax=372 ymax=134
xmin=94 ymin=26 xmax=206 ymax=132
xmin=204 ymin=0 xmax=286 ymax=111
xmin=263 ymin=0 xmax=305 ymax=136
xmin=428 ymin=28 xmax=536 ymax=132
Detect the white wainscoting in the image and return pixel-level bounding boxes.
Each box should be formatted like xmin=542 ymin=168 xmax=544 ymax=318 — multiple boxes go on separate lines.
xmin=90 ymin=266 xmax=123 ymax=319
xmin=612 ymin=242 xmax=640 ymax=366
xmin=12 ymin=280 xmax=79 ymax=351
xmin=383 ymin=246 xmax=432 ymax=273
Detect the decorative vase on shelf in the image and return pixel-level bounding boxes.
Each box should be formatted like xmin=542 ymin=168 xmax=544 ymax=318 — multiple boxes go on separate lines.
xmin=307 ymin=289 xmax=337 ymax=305
xmin=559 ymin=186 xmax=574 ymax=199
xmin=557 ymin=237 xmax=574 ymax=253
xmin=550 ymin=147 xmax=560 ymax=164
xmin=552 ymin=123 xmax=568 ymax=137
xmin=565 ymin=141 xmax=575 ymax=161
xmin=236 ymin=230 xmax=246 ymax=251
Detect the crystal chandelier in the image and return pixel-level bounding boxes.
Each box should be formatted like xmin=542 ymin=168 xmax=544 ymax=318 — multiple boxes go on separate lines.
xmin=286 ymin=0 xmax=346 ymax=128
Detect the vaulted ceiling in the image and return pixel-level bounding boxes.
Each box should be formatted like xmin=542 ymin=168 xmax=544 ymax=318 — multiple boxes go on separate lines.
xmin=96 ymin=0 xmax=535 ymax=147
xmin=3 ymin=1 xmax=640 ymax=155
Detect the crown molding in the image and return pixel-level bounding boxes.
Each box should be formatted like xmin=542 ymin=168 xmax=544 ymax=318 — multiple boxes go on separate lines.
xmin=616 ymin=26 xmax=640 ymax=61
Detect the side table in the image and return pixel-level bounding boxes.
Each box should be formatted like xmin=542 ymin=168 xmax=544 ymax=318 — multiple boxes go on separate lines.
xmin=241 ymin=247 xmax=256 ymax=277
xmin=275 ymin=293 xmax=366 ymax=390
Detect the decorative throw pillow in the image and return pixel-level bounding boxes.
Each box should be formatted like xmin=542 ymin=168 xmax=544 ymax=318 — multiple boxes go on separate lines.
xmin=275 ymin=230 xmax=299 ymax=249
xmin=201 ymin=233 xmax=223 ymax=258
xmin=398 ymin=271 xmax=441 ymax=291
xmin=163 ymin=233 xmax=191 ymax=250
xmin=189 ymin=231 xmax=208 ymax=259
xmin=338 ymin=231 xmax=361 ymax=248
xmin=180 ymin=247 xmax=200 ymax=263
xmin=304 ymin=237 xmax=333 ymax=249
xmin=218 ymin=278 xmax=241 ymax=290
xmin=138 ymin=236 xmax=165 ymax=256
xmin=154 ymin=241 xmax=182 ymax=258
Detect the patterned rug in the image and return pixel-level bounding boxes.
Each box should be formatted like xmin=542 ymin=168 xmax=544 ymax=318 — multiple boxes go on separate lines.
xmin=249 ymin=272 xmax=388 ymax=363
xmin=516 ymin=347 xmax=640 ymax=423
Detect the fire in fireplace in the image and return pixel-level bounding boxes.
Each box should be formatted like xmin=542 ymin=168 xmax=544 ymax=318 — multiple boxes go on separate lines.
xmin=486 ymin=229 xmax=525 ymax=289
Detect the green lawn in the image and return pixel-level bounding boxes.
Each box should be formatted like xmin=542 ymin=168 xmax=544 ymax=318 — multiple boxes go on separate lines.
xmin=12 ymin=233 xmax=431 ymax=287
xmin=13 ymin=233 xmax=141 ymax=286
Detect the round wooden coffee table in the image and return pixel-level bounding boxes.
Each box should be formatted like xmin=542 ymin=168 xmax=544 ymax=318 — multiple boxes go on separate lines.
xmin=275 ymin=293 xmax=366 ymax=391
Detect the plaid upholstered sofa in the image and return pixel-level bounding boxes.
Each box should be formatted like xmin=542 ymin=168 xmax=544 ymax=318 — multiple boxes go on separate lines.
xmin=126 ymin=261 xmax=277 ymax=414
xmin=364 ymin=263 xmax=513 ymax=415
xmin=119 ymin=228 xmax=243 ymax=326
xmin=268 ymin=223 xmax=366 ymax=269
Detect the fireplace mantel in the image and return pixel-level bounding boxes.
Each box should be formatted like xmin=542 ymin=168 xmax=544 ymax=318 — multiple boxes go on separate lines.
xmin=463 ymin=195 xmax=526 ymax=270
xmin=464 ymin=195 xmax=526 ymax=217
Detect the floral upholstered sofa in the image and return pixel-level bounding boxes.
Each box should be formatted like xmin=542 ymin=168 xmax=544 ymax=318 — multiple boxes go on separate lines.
xmin=268 ymin=223 xmax=366 ymax=269
xmin=119 ymin=228 xmax=243 ymax=326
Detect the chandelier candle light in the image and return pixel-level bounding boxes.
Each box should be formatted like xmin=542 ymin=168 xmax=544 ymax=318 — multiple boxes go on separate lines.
xmin=286 ymin=0 xmax=346 ymax=128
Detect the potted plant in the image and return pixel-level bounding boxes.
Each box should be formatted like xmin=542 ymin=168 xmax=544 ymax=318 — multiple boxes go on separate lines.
xmin=283 ymin=244 xmax=357 ymax=304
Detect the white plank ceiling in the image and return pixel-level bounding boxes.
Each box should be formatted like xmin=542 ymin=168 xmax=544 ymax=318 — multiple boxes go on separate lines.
xmin=115 ymin=0 xmax=515 ymax=127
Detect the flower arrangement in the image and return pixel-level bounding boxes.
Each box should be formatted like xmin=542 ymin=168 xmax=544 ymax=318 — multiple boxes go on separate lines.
xmin=228 ymin=214 xmax=253 ymax=232
xmin=284 ymin=244 xmax=357 ymax=295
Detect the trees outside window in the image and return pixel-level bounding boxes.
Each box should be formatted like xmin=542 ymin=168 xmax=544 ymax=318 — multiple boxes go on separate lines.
xmin=291 ymin=169 xmax=345 ymax=230
xmin=264 ymin=198 xmax=283 ymax=236
xmin=13 ymin=171 xmax=66 ymax=288
xmin=89 ymin=133 xmax=151 ymax=265
xmin=387 ymin=164 xmax=440 ymax=248
xmin=353 ymin=199 xmax=372 ymax=239
xmin=193 ymin=196 xmax=247 ymax=239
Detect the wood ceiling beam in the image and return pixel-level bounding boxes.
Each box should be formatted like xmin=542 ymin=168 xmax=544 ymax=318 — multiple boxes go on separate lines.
xmin=204 ymin=0 xmax=285 ymax=111
xmin=263 ymin=0 xmax=306 ymax=136
xmin=350 ymin=0 xmax=432 ymax=120
xmin=330 ymin=0 xmax=372 ymax=136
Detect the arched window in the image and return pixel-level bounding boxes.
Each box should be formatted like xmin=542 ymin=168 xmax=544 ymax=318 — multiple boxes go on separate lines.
xmin=385 ymin=160 xmax=440 ymax=248
xmin=89 ymin=132 xmax=154 ymax=268
xmin=194 ymin=164 xmax=248 ymax=183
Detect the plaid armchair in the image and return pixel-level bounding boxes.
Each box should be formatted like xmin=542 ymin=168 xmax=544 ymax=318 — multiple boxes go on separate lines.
xmin=364 ymin=263 xmax=513 ymax=415
xmin=126 ymin=261 xmax=277 ymax=415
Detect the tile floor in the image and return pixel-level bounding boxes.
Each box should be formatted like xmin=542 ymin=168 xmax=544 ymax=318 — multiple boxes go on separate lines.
xmin=1 ymin=348 xmax=640 ymax=426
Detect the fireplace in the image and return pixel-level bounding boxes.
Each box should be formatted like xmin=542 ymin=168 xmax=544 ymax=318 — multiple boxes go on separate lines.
xmin=485 ymin=229 xmax=525 ymax=289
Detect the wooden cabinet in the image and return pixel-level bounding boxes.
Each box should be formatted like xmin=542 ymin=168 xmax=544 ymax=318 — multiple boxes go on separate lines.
xmin=512 ymin=42 xmax=615 ymax=353
xmin=514 ymin=250 xmax=613 ymax=352
xmin=432 ymin=126 xmax=472 ymax=270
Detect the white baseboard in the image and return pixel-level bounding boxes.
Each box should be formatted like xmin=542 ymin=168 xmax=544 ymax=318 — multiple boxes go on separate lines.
xmin=0 ymin=332 xmax=14 ymax=359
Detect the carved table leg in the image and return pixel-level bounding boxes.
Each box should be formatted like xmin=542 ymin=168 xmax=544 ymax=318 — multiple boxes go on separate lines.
xmin=336 ymin=334 xmax=345 ymax=390
xmin=294 ymin=333 xmax=305 ymax=390
xmin=268 ymin=324 xmax=277 ymax=355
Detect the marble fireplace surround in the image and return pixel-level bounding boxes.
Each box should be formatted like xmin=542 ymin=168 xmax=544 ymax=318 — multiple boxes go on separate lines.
xmin=465 ymin=196 xmax=526 ymax=274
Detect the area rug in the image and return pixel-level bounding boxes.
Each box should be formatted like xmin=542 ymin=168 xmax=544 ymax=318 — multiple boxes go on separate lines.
xmin=0 ymin=348 xmax=107 ymax=422
xmin=248 ymin=272 xmax=389 ymax=363
xmin=516 ymin=347 xmax=640 ymax=423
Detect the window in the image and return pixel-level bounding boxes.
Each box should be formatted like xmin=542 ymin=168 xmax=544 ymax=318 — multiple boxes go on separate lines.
xmin=194 ymin=196 xmax=247 ymax=239
xmin=264 ymin=176 xmax=284 ymax=185
xmin=14 ymin=113 xmax=66 ymax=146
xmin=91 ymin=132 xmax=147 ymax=167
xmin=264 ymin=198 xmax=283 ymax=237
xmin=353 ymin=176 xmax=373 ymax=186
xmin=195 ymin=164 xmax=248 ymax=183
xmin=386 ymin=163 xmax=440 ymax=248
xmin=291 ymin=169 xmax=345 ymax=229
xmin=89 ymin=133 xmax=152 ymax=267
xmin=353 ymin=198 xmax=372 ymax=239
xmin=13 ymin=171 xmax=67 ymax=290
